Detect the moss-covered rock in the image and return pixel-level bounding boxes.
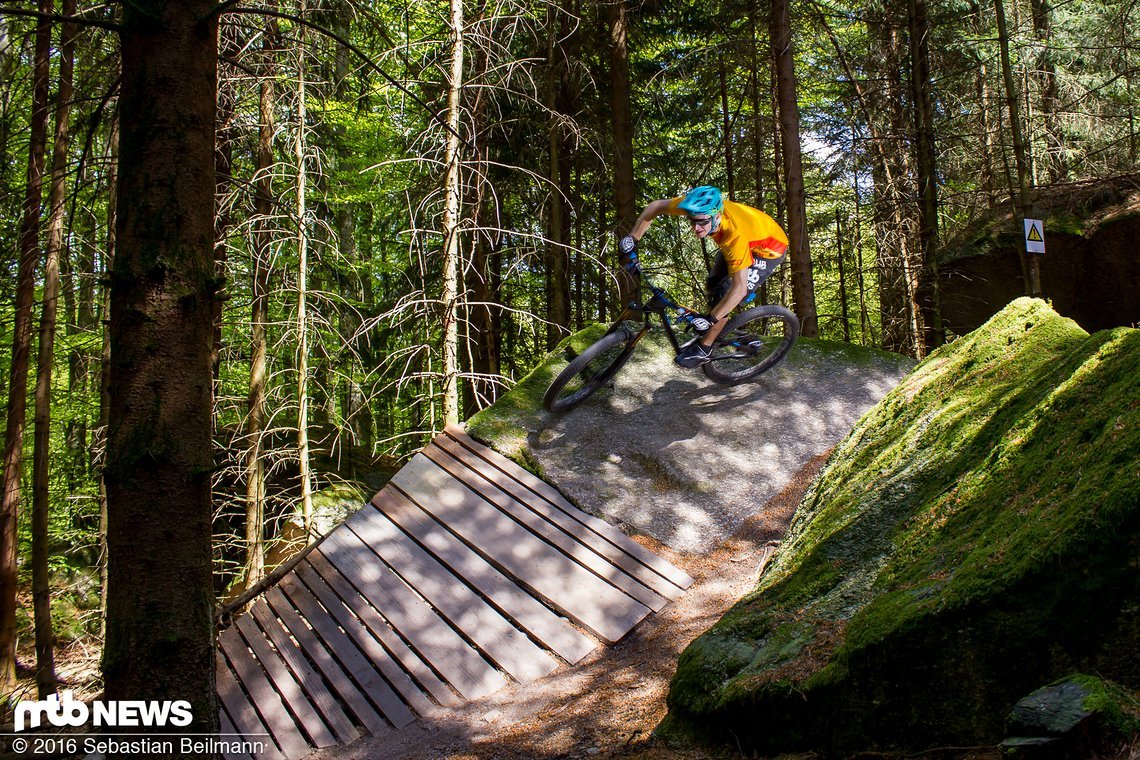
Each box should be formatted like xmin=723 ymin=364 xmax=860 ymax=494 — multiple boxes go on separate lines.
xmin=1008 ymin=674 xmax=1140 ymax=737
xmin=662 ymin=298 xmax=1140 ymax=755
xmin=1002 ymin=675 xmax=1140 ymax=757
xmin=466 ymin=323 xmax=612 ymax=460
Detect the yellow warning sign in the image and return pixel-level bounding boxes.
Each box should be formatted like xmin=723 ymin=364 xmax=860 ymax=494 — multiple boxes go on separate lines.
xmin=1024 ymin=218 xmax=1046 ymax=254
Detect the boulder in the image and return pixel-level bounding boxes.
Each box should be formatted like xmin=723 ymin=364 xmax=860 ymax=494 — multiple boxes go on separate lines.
xmin=661 ymin=299 xmax=1140 ymax=756
xmin=1002 ymin=675 xmax=1140 ymax=758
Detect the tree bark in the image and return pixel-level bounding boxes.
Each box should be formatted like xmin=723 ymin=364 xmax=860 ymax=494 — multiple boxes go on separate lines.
xmin=294 ymin=0 xmax=315 ymax=531
xmin=994 ymin=0 xmax=1041 ymax=297
xmin=608 ymin=0 xmax=637 ymax=307
xmin=103 ymin=0 xmax=220 ymax=743
xmin=32 ymin=0 xmax=77 ymax=698
xmin=1 ymin=0 xmax=52 ymax=693
xmin=440 ymin=0 xmax=465 ymax=426
xmin=769 ymin=0 xmax=819 ymax=337
xmin=97 ymin=105 xmax=119 ymax=643
xmin=908 ymin=0 xmax=943 ymax=350
xmin=246 ymin=17 xmax=279 ymax=590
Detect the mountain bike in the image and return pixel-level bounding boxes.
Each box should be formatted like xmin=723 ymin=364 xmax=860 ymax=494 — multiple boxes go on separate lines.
xmin=543 ymin=273 xmax=800 ymax=412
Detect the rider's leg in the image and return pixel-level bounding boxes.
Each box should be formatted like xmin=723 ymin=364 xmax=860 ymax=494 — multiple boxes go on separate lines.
xmin=743 ymin=250 xmax=787 ymax=304
xmin=705 ymin=253 xmax=729 ymax=311
xmin=679 ymin=268 xmax=750 ymax=368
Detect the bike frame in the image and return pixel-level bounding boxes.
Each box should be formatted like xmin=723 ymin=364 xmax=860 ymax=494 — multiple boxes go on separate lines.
xmin=604 ymin=283 xmax=692 ymax=356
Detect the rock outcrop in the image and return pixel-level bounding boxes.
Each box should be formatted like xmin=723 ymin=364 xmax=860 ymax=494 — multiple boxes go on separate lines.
xmin=661 ymin=299 xmax=1140 ymax=755
xmin=938 ymin=175 xmax=1140 ymax=335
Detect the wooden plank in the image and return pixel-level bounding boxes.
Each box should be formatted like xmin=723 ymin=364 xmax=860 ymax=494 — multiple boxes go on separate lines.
xmin=234 ymin=614 xmax=337 ymax=748
xmin=390 ymin=454 xmax=651 ymax=642
xmin=263 ymin=586 xmax=389 ymax=737
xmin=442 ymin=427 xmax=694 ymax=593
xmin=249 ymin=600 xmax=360 ymax=745
xmin=344 ymin=504 xmax=559 ymax=683
xmin=219 ymin=627 xmax=312 ymax=760
xmin=281 ymin=567 xmax=417 ymax=729
xmin=423 ymin=441 xmax=668 ymax=612
xmin=316 ymin=528 xmax=507 ymax=701
xmin=371 ymin=487 xmax=596 ymax=664
xmin=303 ymin=548 xmax=455 ymax=711
xmin=445 ymin=425 xmax=693 ymax=590
xmin=216 ymin=658 xmax=283 ymax=760
xmin=219 ymin=708 xmax=253 ymax=760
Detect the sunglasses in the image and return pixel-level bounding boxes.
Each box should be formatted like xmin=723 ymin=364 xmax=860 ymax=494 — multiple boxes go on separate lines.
xmin=688 ymin=216 xmax=714 ymax=229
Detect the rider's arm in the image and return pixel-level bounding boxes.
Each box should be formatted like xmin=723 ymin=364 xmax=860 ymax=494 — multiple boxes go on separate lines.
xmin=628 ymin=198 xmax=680 ymax=241
xmin=700 ymin=269 xmax=750 ymax=346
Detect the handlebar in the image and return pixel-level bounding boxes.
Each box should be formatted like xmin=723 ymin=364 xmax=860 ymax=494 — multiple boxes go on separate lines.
xmin=625 ymin=276 xmax=711 ymax=332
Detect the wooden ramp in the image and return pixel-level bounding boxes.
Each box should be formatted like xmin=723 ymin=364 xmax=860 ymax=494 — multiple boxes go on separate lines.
xmin=215 ymin=425 xmax=693 ymax=759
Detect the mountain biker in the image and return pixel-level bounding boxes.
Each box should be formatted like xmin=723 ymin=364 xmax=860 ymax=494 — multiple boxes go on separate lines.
xmin=619 ymin=186 xmax=789 ymax=368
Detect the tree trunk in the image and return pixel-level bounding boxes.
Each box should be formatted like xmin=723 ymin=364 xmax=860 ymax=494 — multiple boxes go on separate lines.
xmin=32 ymin=0 xmax=77 ymax=699
xmin=213 ymin=25 xmax=240 ymax=388
xmin=1030 ymin=0 xmax=1064 ymax=182
xmin=994 ymin=0 xmax=1041 ymax=297
xmin=908 ymin=0 xmax=943 ymax=350
xmin=769 ymin=0 xmax=819 ymax=337
xmin=719 ymin=60 xmax=736 ymax=200
xmin=295 ymin=1 xmax=315 ymax=531
xmin=246 ymin=17 xmax=279 ymax=590
xmin=0 ymin=0 xmax=51 ymax=693
xmin=835 ymin=210 xmax=851 ymax=342
xmin=545 ymin=0 xmax=571 ymax=348
xmin=440 ymin=0 xmax=465 ymax=426
xmin=104 ymin=0 xmax=219 ymax=742
xmin=865 ymin=14 xmax=922 ymax=355
xmin=464 ymin=14 xmax=501 ymax=414
xmin=608 ymin=0 xmax=637 ymax=307
xmin=97 ymin=105 xmax=119 ymax=643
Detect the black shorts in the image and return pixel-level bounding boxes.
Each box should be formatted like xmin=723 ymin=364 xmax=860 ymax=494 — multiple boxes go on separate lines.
xmin=705 ymin=251 xmax=787 ymax=310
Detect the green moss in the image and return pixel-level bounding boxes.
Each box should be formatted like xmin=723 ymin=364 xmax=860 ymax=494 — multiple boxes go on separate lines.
xmin=310 ymin=481 xmax=369 ymax=510
xmin=665 ymin=298 xmax=1140 ymax=755
xmin=1069 ymin=675 xmax=1140 ymax=736
xmin=465 ymin=322 xmax=612 ymax=459
xmin=1010 ymin=675 xmax=1140 ymax=739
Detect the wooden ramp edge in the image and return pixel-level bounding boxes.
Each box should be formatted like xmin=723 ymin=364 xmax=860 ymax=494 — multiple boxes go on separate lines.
xmin=215 ymin=425 xmax=694 ymax=760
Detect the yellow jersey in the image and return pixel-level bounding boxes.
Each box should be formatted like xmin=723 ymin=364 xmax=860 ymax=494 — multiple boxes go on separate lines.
xmin=665 ymin=197 xmax=789 ymax=274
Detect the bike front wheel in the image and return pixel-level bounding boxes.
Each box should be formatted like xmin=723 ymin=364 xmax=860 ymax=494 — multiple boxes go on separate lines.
xmin=544 ymin=326 xmax=639 ymax=412
xmin=702 ymin=305 xmax=800 ymax=385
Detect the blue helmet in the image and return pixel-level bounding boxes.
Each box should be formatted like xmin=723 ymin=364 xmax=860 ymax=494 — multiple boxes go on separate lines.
xmin=678 ymin=185 xmax=724 ymax=217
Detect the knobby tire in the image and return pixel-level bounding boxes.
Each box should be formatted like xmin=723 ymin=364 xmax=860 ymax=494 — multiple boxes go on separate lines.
xmin=544 ymin=327 xmax=638 ymax=412
xmin=701 ymin=304 xmax=800 ymax=385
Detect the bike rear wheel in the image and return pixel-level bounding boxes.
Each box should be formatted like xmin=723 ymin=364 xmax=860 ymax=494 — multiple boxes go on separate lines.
xmin=544 ymin=327 xmax=639 ymax=412
xmin=702 ymin=304 xmax=799 ymax=385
